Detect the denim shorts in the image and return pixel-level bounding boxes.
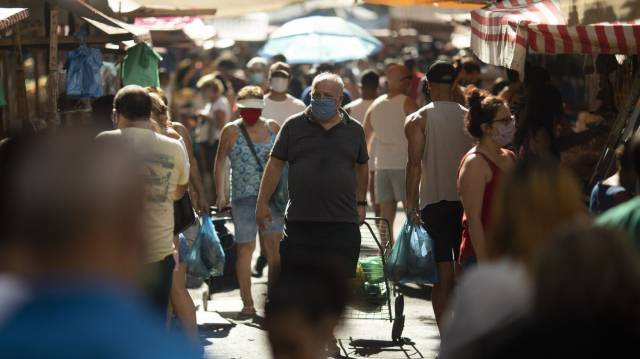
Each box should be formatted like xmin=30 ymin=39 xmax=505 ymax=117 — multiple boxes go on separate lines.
xmin=231 ymin=196 xmax=284 ymax=244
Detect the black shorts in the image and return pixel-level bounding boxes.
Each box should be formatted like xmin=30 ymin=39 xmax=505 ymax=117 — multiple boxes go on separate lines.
xmin=421 ymin=201 xmax=463 ymax=263
xmin=281 ymin=220 xmax=361 ymax=277
xmin=142 ymin=254 xmax=175 ymax=315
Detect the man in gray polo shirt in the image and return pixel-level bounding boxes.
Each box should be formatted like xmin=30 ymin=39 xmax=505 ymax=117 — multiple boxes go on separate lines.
xmin=256 ymin=72 xmax=369 ymax=278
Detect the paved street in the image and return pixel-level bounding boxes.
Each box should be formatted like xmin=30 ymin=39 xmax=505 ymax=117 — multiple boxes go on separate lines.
xmin=190 ymin=210 xmax=441 ymax=359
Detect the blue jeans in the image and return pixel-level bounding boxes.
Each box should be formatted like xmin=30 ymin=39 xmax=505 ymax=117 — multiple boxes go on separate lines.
xmin=231 ymin=196 xmax=284 ymax=243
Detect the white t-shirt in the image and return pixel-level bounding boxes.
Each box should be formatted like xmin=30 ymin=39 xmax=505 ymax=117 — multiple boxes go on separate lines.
xmin=344 ymin=98 xmax=373 ymax=124
xmin=345 ymin=98 xmax=375 ymax=168
xmin=369 ymin=94 xmax=409 ymax=170
xmin=97 ymin=128 xmax=190 ymax=263
xmin=196 ymin=96 xmax=231 ymax=144
xmin=262 ymin=95 xmax=306 ymax=126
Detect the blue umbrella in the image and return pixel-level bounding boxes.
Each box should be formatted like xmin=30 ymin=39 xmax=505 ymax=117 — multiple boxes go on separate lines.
xmin=261 ymin=16 xmax=382 ymax=64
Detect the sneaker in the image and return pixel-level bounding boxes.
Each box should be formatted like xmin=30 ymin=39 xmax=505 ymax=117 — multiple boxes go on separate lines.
xmin=252 ymin=255 xmax=268 ymax=278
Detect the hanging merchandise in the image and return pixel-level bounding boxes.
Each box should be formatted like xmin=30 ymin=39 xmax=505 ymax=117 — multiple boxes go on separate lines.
xmin=66 ymin=33 xmax=103 ymax=98
xmin=0 ymin=79 xmax=6 ymax=107
xmin=121 ymin=42 xmax=162 ymax=87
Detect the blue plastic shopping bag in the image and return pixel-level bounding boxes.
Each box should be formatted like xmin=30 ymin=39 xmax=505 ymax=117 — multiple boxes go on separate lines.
xmin=185 ymin=215 xmax=225 ymax=279
xmin=66 ymin=36 xmax=102 ymax=98
xmin=406 ymin=222 xmax=438 ymax=284
xmin=199 ymin=214 xmax=225 ymax=278
xmin=385 ymin=223 xmax=410 ymax=282
xmin=386 ymin=220 xmax=438 ymax=284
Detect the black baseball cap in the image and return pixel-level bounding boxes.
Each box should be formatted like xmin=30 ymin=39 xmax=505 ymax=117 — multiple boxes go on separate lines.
xmin=426 ymin=61 xmax=457 ymax=84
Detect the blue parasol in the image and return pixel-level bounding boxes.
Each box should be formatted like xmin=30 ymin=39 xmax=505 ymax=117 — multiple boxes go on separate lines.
xmin=261 ymin=16 xmax=382 ymax=64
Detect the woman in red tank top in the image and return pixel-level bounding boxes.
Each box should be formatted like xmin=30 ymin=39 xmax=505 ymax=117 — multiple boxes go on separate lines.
xmin=457 ymin=88 xmax=516 ymax=266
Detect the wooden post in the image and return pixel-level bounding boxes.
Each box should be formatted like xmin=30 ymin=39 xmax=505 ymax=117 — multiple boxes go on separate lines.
xmin=14 ymin=22 xmax=28 ymax=130
xmin=47 ymin=4 xmax=58 ymax=128
xmin=33 ymin=50 xmax=42 ymax=118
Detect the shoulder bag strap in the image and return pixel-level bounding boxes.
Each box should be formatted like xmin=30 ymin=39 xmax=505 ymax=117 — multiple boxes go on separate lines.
xmin=238 ymin=123 xmax=265 ymax=172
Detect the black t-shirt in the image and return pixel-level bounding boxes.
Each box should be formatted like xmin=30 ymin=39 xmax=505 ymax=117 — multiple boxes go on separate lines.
xmin=271 ymin=109 xmax=368 ymax=223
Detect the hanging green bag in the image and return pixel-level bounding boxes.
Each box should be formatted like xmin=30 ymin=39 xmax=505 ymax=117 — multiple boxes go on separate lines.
xmin=121 ymin=42 xmax=162 ymax=87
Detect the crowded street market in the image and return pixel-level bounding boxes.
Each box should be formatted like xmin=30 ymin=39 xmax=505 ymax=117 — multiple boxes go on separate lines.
xmin=1 ymin=0 xmax=640 ymax=358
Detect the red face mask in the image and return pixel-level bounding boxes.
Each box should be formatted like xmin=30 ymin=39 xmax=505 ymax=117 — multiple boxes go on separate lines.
xmin=240 ymin=108 xmax=261 ymax=126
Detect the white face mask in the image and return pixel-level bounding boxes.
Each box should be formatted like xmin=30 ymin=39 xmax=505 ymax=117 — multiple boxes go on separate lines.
xmin=270 ymin=77 xmax=289 ymax=93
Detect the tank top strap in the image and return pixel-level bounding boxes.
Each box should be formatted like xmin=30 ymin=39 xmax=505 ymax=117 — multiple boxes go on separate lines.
xmin=458 ymin=150 xmax=500 ymax=177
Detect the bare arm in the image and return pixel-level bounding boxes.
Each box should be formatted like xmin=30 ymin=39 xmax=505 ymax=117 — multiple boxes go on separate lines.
xmin=257 ymin=157 xmax=285 ymax=208
xmin=173 ymin=122 xmax=208 ymax=214
xmin=213 ymin=124 xmax=236 ymax=209
xmin=405 ymin=111 xmax=426 ymax=222
xmin=356 ymin=162 xmax=369 ymax=224
xmin=458 ymin=155 xmax=489 ymax=261
xmin=256 ymin=156 xmax=286 ymax=230
xmin=363 ymin=107 xmax=375 ymax=158
xmin=214 ymin=109 xmax=227 ymax=133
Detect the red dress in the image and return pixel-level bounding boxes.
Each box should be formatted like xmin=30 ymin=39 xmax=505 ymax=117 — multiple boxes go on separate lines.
xmin=458 ymin=150 xmax=513 ymax=263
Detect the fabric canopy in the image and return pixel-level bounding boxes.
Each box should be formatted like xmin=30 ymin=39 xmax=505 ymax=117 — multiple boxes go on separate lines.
xmin=471 ymin=0 xmax=640 ymax=75
xmin=109 ymin=0 xmax=301 ymax=17
xmin=364 ymin=0 xmax=486 ymax=9
xmin=0 ymin=7 xmax=28 ymax=31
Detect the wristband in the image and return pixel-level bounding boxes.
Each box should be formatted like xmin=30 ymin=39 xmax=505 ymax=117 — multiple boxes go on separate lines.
xmin=357 ymin=201 xmax=367 ymax=207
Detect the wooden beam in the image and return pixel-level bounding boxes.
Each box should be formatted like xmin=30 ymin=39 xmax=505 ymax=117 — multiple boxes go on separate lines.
xmin=14 ymin=22 xmax=28 ymax=129
xmin=47 ymin=4 xmax=58 ymax=127
xmin=124 ymin=8 xmax=217 ymax=18
xmin=0 ymin=34 xmax=133 ymax=48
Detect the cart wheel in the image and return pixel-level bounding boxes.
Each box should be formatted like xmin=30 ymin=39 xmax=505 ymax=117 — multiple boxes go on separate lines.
xmin=392 ymin=295 xmax=405 ymax=342
xmin=202 ymin=290 xmax=209 ymax=312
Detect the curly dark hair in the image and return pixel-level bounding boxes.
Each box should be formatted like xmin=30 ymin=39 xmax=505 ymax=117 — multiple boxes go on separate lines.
xmin=465 ymin=86 xmax=506 ymax=139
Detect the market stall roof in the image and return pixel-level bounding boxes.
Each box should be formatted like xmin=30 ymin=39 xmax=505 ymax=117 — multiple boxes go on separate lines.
xmin=471 ymin=0 xmax=640 ymax=75
xmin=109 ymin=0 xmax=301 ymax=18
xmin=363 ymin=0 xmax=486 ymax=9
xmin=134 ymin=16 xmax=215 ymax=47
xmin=0 ymin=7 xmax=28 ymax=31
xmin=559 ymin=0 xmax=640 ymax=26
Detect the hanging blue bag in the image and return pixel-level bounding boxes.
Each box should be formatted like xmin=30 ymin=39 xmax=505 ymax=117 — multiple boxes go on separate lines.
xmin=66 ymin=32 xmax=102 ymax=98
xmin=384 ymin=222 xmax=410 ymax=282
xmin=386 ymin=220 xmax=438 ymax=284
xmin=405 ymin=221 xmax=438 ymax=285
xmin=185 ymin=232 xmax=209 ymax=280
xmin=199 ymin=214 xmax=225 ymax=278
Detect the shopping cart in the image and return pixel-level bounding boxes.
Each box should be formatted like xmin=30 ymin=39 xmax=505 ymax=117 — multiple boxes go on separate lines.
xmin=343 ymin=217 xmax=408 ymax=347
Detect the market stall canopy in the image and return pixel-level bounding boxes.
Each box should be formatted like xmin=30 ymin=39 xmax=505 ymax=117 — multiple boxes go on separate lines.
xmin=109 ymin=0 xmax=302 ymax=18
xmin=363 ymin=0 xmax=487 ymax=9
xmin=559 ymin=0 xmax=640 ymax=26
xmin=134 ymin=16 xmax=215 ymax=46
xmin=0 ymin=7 xmax=29 ymax=31
xmin=261 ymin=16 xmax=383 ymax=64
xmin=471 ymin=0 xmax=640 ymax=75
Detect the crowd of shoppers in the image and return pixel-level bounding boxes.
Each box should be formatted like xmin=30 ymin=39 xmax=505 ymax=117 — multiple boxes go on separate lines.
xmin=4 ymin=43 xmax=640 ymax=359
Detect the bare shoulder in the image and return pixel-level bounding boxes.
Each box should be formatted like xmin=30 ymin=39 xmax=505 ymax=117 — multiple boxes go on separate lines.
xmin=405 ymin=107 xmax=427 ymax=131
xmin=266 ymin=119 xmax=281 ymax=132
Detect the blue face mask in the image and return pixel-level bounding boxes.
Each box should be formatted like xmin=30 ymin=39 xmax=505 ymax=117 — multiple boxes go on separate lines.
xmin=310 ymin=98 xmax=338 ymax=122
xmin=249 ymin=72 xmax=265 ymax=85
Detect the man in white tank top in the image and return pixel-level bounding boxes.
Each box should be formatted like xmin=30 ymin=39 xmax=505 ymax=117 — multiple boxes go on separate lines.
xmin=345 ymin=69 xmax=380 ymax=216
xmin=405 ymin=61 xmax=473 ymax=333
xmin=364 ymin=64 xmax=418 ymax=237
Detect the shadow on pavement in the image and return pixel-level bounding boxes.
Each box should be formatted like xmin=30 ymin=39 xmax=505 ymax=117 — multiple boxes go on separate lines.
xmin=395 ymin=283 xmax=432 ymax=300
xmin=198 ymin=324 xmax=234 ymax=339
xmin=339 ymin=338 xmax=425 ymax=359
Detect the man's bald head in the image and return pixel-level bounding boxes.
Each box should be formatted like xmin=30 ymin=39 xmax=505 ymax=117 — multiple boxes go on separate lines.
xmin=386 ymin=64 xmax=412 ymax=95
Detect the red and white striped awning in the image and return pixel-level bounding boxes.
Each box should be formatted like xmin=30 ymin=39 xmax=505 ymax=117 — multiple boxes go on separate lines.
xmin=471 ymin=0 xmax=640 ymax=75
xmin=0 ymin=8 xmax=29 ymax=31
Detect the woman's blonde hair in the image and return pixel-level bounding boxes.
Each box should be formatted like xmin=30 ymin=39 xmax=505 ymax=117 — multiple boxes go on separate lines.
xmin=148 ymin=92 xmax=170 ymax=129
xmin=237 ymin=85 xmax=264 ymax=101
xmin=487 ymin=159 xmax=587 ymax=268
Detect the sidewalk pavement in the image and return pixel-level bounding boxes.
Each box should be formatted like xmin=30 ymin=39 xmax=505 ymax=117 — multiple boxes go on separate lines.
xmin=191 ymin=210 xmax=441 ymax=359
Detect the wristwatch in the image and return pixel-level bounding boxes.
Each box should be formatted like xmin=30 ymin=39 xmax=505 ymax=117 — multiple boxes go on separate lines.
xmin=357 ymin=201 xmax=367 ymax=207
